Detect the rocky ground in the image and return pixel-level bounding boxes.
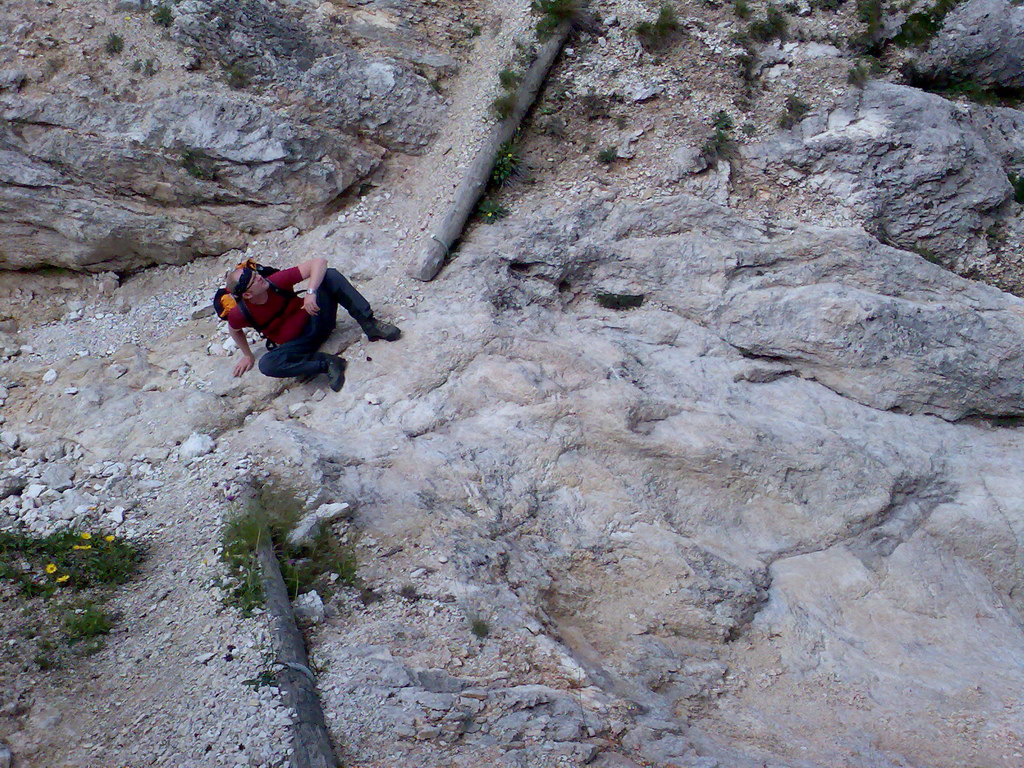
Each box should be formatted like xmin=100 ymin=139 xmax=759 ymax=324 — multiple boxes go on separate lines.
xmin=1 ymin=0 xmax=1024 ymax=767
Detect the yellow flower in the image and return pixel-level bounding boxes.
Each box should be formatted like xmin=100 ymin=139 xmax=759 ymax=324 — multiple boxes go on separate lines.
xmin=45 ymin=563 xmax=57 ymax=574
xmin=80 ymin=532 xmax=92 ymax=540
xmin=56 ymin=574 xmax=70 ymax=584
xmin=104 ymin=535 xmax=115 ymax=542
xmin=73 ymin=544 xmax=92 ymax=551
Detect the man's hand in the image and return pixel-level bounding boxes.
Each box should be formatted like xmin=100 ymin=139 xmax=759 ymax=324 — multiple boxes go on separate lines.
xmin=303 ymin=293 xmax=320 ymax=316
xmin=233 ymin=353 xmax=255 ymax=377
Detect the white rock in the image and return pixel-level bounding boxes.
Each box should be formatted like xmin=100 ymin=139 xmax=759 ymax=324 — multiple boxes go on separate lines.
xmin=293 ymin=591 xmax=325 ymax=624
xmin=288 ymin=402 xmax=310 ymax=418
xmin=286 ymin=502 xmax=351 ymax=547
xmin=179 ymin=433 xmax=216 ymax=461
xmin=24 ymin=483 xmax=46 ymax=499
xmin=42 ymin=369 xmax=57 ymax=384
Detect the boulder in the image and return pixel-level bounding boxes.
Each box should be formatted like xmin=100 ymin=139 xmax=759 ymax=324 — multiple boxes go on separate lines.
xmin=743 ymin=81 xmax=1013 ymax=260
xmin=0 ymin=89 xmax=380 ymax=271
xmin=913 ymin=0 xmax=1024 ymax=90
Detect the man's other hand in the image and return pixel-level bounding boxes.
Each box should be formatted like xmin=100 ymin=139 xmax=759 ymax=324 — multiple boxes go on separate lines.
xmin=233 ymin=354 xmax=255 ymax=377
xmin=303 ymin=294 xmax=320 ymax=316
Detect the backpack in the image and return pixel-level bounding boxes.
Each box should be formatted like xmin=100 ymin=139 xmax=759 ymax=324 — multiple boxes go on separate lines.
xmin=212 ymin=259 xmax=301 ymax=346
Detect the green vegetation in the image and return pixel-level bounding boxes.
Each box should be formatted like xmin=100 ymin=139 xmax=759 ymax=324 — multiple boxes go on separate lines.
xmin=699 ymin=111 xmax=738 ymax=166
xmin=734 ymin=0 xmax=752 ymax=19
xmin=470 ymin=617 xmax=491 ymax=638
xmin=847 ymin=63 xmax=869 ymax=87
xmin=531 ymin=0 xmax=579 ymax=40
xmin=0 ymin=529 xmax=141 ymax=598
xmin=181 ymin=149 xmax=216 ymax=181
xmin=491 ymin=91 xmax=517 ymax=119
xmin=63 ymin=604 xmax=113 ymax=641
xmin=226 ymin=63 xmax=249 ymax=89
xmin=152 ymin=5 xmax=173 ymax=27
xmin=491 ymin=141 xmax=523 ymax=186
xmin=477 ymin=198 xmax=510 ymax=222
xmin=893 ymin=0 xmax=963 ymax=47
xmin=596 ymin=292 xmax=646 ymax=310
xmin=748 ymin=4 xmax=788 ymax=42
xmin=597 ymin=146 xmax=618 ymax=165
xmin=220 ymin=484 xmax=362 ymax=615
xmin=1010 ymin=173 xmax=1024 ymax=204
xmin=0 ymin=528 xmax=142 ymax=665
xmin=105 ymin=33 xmax=124 ymax=56
xmin=131 ymin=58 xmax=158 ymax=77
xmin=778 ymin=95 xmax=810 ymax=128
xmin=498 ymin=68 xmax=522 ymax=90
xmin=635 ymin=5 xmax=681 ymax=50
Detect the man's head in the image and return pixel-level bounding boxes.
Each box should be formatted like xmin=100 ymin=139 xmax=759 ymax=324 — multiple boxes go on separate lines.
xmin=225 ymin=267 xmax=269 ymax=303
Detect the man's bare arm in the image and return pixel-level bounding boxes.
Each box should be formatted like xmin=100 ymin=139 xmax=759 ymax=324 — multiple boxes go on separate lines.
xmin=297 ymin=257 xmax=328 ymax=315
xmin=229 ymin=327 xmax=256 ymax=377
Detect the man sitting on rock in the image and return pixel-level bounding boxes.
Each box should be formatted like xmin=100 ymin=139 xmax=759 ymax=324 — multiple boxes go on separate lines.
xmin=225 ymin=257 xmax=400 ymax=391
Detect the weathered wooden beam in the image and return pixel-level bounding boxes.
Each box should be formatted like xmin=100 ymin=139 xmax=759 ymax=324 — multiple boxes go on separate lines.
xmin=257 ymin=534 xmax=338 ymax=768
xmin=410 ymin=21 xmax=573 ymax=282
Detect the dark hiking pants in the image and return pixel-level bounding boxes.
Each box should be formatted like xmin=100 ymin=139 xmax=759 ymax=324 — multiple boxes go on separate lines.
xmin=258 ymin=268 xmax=372 ymax=379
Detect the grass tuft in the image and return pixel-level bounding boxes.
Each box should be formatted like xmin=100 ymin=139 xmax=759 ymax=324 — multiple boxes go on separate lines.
xmin=635 ymin=5 xmax=681 ymax=50
xmin=220 ymin=484 xmax=363 ymax=615
xmin=597 ymin=146 xmax=618 ymax=165
xmin=491 ymin=92 xmax=517 ymax=120
xmin=105 ymin=33 xmax=124 ymax=56
xmin=749 ymin=4 xmax=788 ymax=42
xmin=470 ymin=617 xmax=490 ymax=638
xmin=152 ymin=5 xmax=173 ymax=27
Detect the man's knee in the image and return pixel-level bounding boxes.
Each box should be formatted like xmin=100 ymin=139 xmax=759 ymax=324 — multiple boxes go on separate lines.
xmin=258 ymin=353 xmax=280 ymax=377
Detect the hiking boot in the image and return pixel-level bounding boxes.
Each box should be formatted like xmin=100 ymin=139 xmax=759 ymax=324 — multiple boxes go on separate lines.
xmin=325 ymin=355 xmax=347 ymax=392
xmin=360 ymin=317 xmax=401 ymax=342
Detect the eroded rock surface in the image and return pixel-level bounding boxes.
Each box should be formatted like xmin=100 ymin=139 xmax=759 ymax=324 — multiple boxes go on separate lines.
xmin=744 ymin=81 xmax=1018 ymax=267
xmin=913 ymin=0 xmax=1024 ymax=90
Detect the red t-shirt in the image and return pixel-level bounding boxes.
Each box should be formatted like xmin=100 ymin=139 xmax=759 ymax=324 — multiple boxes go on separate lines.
xmin=227 ymin=267 xmax=308 ymax=345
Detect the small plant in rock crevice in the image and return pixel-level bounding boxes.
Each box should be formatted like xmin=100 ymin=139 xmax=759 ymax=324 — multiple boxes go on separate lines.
xmin=700 ymin=110 xmax=738 ymax=166
xmin=1009 ymin=173 xmax=1024 ymax=204
xmin=778 ymin=95 xmax=810 ymax=128
xmin=734 ymin=0 xmax=752 ymax=18
xmin=105 ymin=33 xmax=124 ymax=56
xmin=597 ymin=146 xmax=618 ymax=165
xmin=181 ymin=149 xmax=216 ymax=181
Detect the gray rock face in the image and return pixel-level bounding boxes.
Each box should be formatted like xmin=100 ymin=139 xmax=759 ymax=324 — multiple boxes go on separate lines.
xmin=744 ymin=81 xmax=1014 ymax=259
xmin=213 ymin=196 xmax=1024 ymax=768
xmin=173 ymin=0 xmax=444 ymax=152
xmin=0 ymin=89 xmax=380 ymax=271
xmin=914 ymin=0 xmax=1024 ymax=90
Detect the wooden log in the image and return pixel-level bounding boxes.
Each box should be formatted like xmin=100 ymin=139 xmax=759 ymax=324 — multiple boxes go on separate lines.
xmin=257 ymin=534 xmax=338 ymax=768
xmin=409 ymin=21 xmax=573 ymax=282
